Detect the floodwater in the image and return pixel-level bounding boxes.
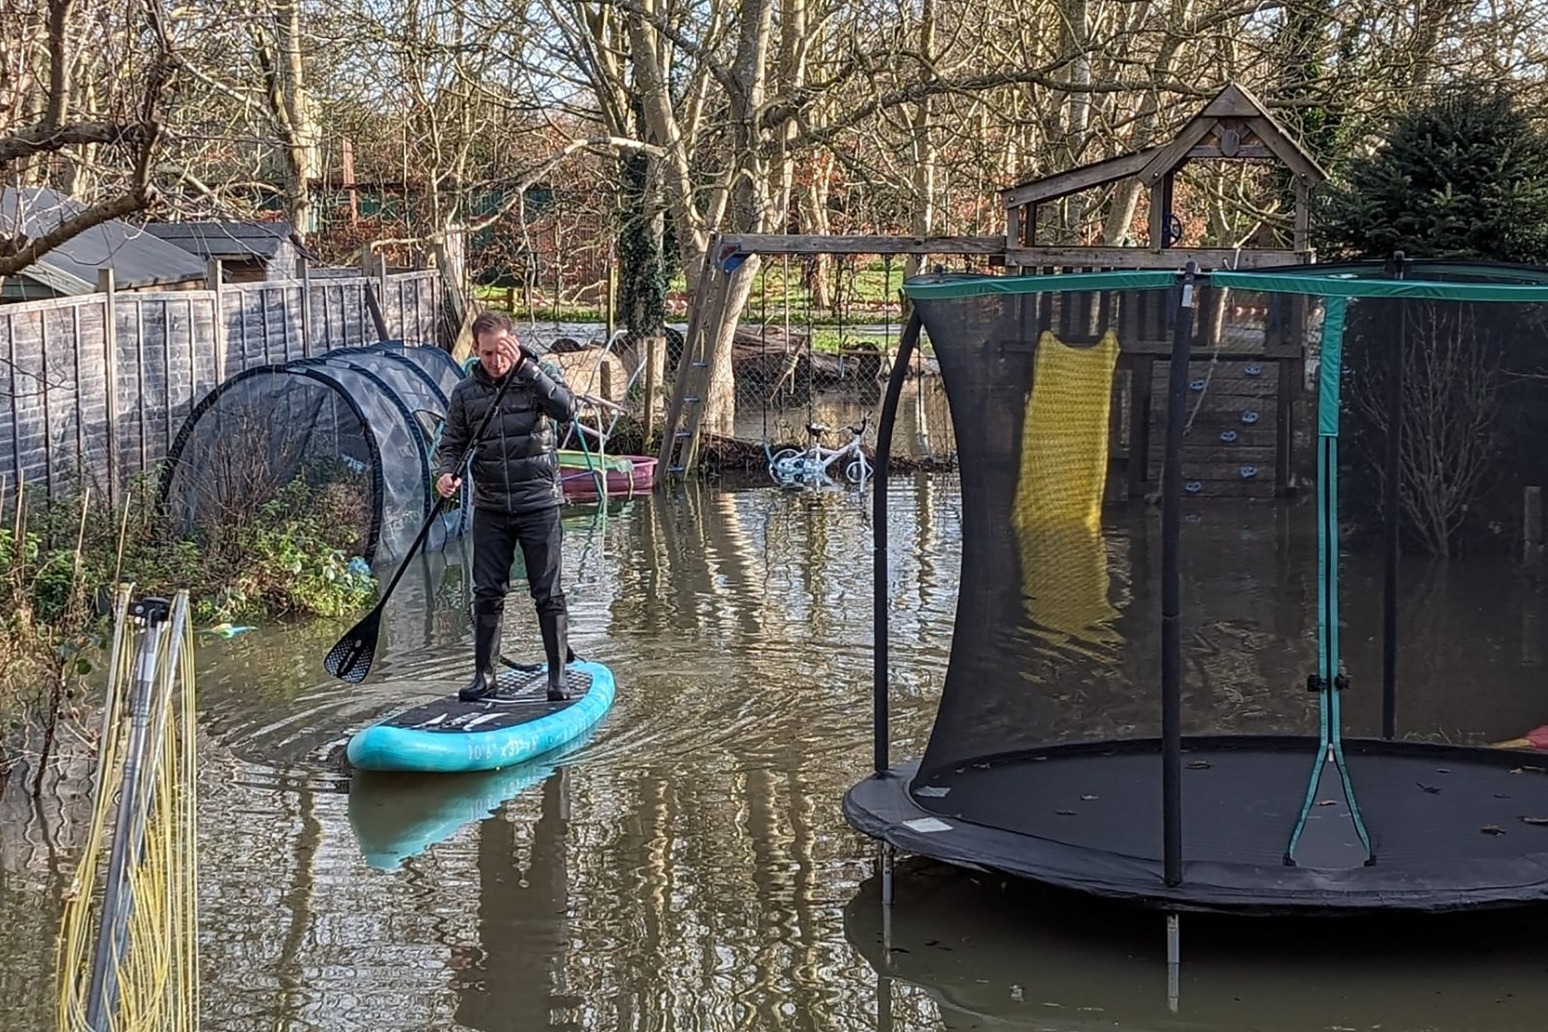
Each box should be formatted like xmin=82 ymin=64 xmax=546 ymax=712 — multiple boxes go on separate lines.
xmin=4 ymin=474 xmax=1548 ymax=1031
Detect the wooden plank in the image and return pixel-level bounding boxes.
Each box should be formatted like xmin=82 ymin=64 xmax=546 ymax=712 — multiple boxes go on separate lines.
xmin=1294 ymin=179 xmax=1311 ymax=252
xmin=1000 ymin=146 xmax=1166 ymax=208
xmin=97 ymin=270 xmax=121 ymax=502
xmin=1186 ymin=143 xmax=1275 ymax=160
xmin=716 ymin=234 xmax=1006 ymax=256
xmin=1148 ymin=410 xmax=1278 ymax=435
xmin=1175 ymin=479 xmax=1278 ymax=499
xmin=1139 ymin=118 xmax=1220 ymax=187
xmin=1151 ymin=359 xmax=1281 ymax=382
xmin=1150 ymin=386 xmax=1281 ymax=406
xmin=1243 ymin=115 xmax=1327 ymax=185
xmin=1005 ymin=246 xmax=1310 ymax=270
xmin=1148 ymin=445 xmax=1279 ymax=464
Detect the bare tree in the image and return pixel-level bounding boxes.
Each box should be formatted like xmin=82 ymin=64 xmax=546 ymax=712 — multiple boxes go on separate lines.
xmin=0 ymin=0 xmax=177 ymax=278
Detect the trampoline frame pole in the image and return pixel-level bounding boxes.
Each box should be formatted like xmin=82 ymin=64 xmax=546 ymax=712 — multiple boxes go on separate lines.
xmin=1381 ymin=251 xmax=1406 ymax=739
xmin=872 ymin=311 xmax=923 ymax=776
xmin=1161 ymin=262 xmax=1198 ymax=888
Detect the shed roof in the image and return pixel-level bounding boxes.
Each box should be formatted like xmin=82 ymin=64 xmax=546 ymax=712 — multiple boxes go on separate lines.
xmin=0 ymin=185 xmax=207 ymax=292
xmin=144 ymin=219 xmax=295 ymax=261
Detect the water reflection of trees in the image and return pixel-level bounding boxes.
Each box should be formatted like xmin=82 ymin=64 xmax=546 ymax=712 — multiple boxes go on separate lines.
xmin=183 ymin=477 xmax=967 ymax=1032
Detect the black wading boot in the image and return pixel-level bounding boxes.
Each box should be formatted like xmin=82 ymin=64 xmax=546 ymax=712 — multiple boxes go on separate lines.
xmin=459 ymin=606 xmax=502 ymax=702
xmin=541 ymin=611 xmax=570 ymax=702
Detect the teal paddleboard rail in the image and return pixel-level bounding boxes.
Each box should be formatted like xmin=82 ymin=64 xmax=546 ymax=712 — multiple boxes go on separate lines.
xmin=346 ymin=660 xmax=616 ymax=773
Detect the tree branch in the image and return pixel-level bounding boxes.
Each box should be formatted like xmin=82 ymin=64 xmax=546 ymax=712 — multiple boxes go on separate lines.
xmin=0 ymin=189 xmax=155 ymax=279
xmin=0 ymin=122 xmax=150 ymax=166
xmin=594 ymin=0 xmax=741 ymax=99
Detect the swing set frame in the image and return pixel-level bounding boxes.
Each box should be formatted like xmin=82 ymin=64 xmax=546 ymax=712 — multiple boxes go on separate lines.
xmin=658 ymin=234 xmax=1006 ymax=477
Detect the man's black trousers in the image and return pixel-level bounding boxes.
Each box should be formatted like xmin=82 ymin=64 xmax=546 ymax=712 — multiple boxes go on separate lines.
xmin=471 ymin=505 xmax=566 ymax=617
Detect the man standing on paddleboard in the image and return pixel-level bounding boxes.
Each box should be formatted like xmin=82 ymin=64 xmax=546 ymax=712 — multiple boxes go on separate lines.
xmin=436 ymin=310 xmax=577 ymax=703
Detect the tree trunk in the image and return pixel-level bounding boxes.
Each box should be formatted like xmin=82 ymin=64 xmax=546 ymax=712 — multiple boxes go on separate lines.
xmin=619 ymin=103 xmax=666 ymax=339
xmin=254 ymin=0 xmax=319 ymax=237
xmin=799 ymin=154 xmax=834 ymax=310
xmin=699 ymin=0 xmax=777 ymax=434
xmin=906 ymin=0 xmax=938 ymax=278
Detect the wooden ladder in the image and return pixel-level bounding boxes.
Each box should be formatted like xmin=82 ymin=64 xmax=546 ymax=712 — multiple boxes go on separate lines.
xmin=657 ymin=239 xmax=729 ymax=477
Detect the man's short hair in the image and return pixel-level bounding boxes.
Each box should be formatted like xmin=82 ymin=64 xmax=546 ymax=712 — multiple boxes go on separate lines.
xmin=471 ymin=310 xmax=515 ymax=339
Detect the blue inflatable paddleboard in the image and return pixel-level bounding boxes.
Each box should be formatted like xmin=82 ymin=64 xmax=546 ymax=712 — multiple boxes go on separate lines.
xmin=345 ymin=659 xmax=615 ymax=773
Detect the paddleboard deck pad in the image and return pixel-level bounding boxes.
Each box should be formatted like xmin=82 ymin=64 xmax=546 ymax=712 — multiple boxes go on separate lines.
xmin=346 ymin=659 xmax=615 ymax=773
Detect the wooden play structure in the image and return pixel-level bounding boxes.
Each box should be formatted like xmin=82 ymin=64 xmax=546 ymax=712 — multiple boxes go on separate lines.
xmin=660 ymin=82 xmax=1327 ymax=497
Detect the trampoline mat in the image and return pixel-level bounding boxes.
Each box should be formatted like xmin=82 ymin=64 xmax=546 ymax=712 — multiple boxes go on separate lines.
xmin=847 ymin=737 xmax=1548 ymax=913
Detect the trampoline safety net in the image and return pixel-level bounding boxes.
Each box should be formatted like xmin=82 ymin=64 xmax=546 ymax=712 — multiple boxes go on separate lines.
xmin=854 ymin=260 xmax=1548 ymax=912
xmin=161 ymin=343 xmax=469 ymax=563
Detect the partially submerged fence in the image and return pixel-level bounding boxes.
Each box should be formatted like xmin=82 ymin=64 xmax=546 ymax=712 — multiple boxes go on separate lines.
xmin=0 ymin=263 xmax=445 ymax=505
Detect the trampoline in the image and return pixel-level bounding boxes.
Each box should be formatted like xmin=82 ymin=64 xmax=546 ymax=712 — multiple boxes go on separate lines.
xmin=845 ymin=257 xmax=1548 ymax=915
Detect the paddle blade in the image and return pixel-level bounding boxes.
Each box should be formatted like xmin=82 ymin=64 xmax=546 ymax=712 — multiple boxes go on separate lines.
xmin=324 ymin=612 xmax=380 ymax=684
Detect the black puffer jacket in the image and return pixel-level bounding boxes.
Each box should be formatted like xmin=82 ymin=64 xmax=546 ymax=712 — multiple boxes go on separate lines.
xmin=435 ymin=356 xmax=577 ymax=514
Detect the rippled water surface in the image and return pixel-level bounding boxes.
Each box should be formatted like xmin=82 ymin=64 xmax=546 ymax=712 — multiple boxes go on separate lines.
xmin=4 ymin=474 xmax=1548 ymax=1031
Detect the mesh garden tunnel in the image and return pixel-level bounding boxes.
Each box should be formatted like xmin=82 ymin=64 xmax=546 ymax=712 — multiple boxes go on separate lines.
xmin=161 ymin=343 xmax=470 ymax=563
xmin=847 ymin=259 xmax=1548 ymax=916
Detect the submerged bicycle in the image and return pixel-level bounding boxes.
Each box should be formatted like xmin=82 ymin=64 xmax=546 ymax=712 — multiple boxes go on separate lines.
xmin=766 ymin=415 xmax=873 ymax=488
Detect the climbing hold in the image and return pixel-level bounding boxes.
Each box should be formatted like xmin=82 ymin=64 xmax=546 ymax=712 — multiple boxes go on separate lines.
xmin=1241 ymin=410 xmax=1259 ymax=425
xmin=1185 ymin=481 xmax=1203 ymax=494
xmin=1190 ymin=378 xmax=1207 ymax=391
xmin=1220 ymin=430 xmax=1238 ymax=444
xmin=1245 ymin=362 xmax=1263 ymax=377
xmin=1240 ymin=466 xmax=1258 ymax=479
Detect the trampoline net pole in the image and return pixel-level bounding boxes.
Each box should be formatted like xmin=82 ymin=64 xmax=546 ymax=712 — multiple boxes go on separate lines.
xmin=872 ymin=311 xmax=922 ymax=775
xmin=1381 ymin=252 xmax=1407 ymax=739
xmin=1161 ymin=262 xmax=1197 ymax=887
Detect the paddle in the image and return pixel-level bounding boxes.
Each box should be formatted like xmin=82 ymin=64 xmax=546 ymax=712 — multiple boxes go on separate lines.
xmin=323 ymin=352 xmax=523 ymax=684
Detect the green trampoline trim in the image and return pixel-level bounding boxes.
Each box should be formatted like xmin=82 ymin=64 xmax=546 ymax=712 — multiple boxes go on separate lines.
xmin=903 ymin=270 xmax=1179 ymax=298
xmin=901 ymin=265 xmax=1548 ymax=302
xmin=1212 ymin=270 xmax=1548 ymax=301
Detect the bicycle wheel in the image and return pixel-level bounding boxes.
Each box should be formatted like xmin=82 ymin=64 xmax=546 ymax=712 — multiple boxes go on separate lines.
xmin=769 ymin=448 xmax=803 ymax=482
xmin=844 ymin=457 xmax=871 ymax=484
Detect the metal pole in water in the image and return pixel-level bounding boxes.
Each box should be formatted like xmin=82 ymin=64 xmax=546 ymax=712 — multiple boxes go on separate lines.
xmin=1166 ymin=912 xmax=1181 ymax=1013
xmin=84 ymin=597 xmax=170 ymax=1032
xmin=880 ymin=841 xmax=895 ymax=914
xmin=1161 ymin=263 xmax=1198 ymax=888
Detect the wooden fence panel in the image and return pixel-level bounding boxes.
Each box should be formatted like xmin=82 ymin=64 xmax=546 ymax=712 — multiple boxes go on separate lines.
xmin=0 ymin=270 xmax=445 ymax=505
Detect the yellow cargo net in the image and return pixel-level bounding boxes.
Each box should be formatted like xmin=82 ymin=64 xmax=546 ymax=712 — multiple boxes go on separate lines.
xmin=1013 ymin=329 xmax=1123 ymax=656
xmin=55 ymin=585 xmax=200 ymax=1032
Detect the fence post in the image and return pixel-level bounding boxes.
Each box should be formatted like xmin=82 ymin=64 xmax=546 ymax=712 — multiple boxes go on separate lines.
xmin=378 ymin=252 xmax=391 ymax=335
xmin=205 ymin=259 xmax=226 ymax=381
xmin=297 ymin=254 xmax=313 ymax=356
xmin=98 ymin=269 xmax=120 ymax=507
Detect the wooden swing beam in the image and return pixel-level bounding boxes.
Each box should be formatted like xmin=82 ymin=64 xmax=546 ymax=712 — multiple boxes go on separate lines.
xmin=715 ymin=234 xmax=1007 ymax=256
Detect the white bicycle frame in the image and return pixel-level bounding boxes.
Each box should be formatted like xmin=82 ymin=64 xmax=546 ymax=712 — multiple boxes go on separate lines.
xmin=766 ymin=416 xmax=873 ymax=488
